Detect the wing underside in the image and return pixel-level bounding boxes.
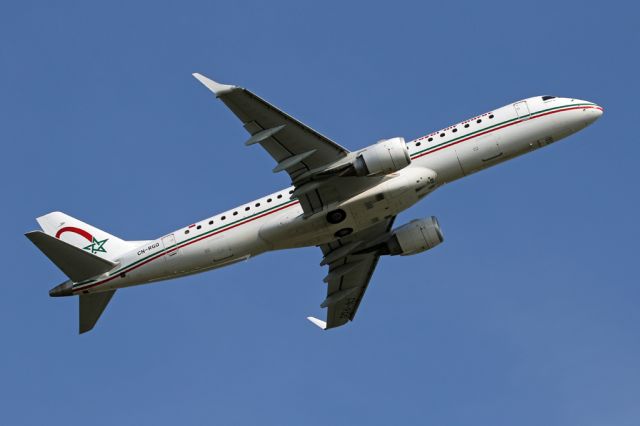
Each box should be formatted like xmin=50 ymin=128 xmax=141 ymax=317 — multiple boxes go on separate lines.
xmin=193 ymin=73 xmax=348 ymax=173
xmin=193 ymin=73 xmax=358 ymax=216
xmin=314 ymin=217 xmax=395 ymax=329
xmin=192 ymin=73 xmax=397 ymax=330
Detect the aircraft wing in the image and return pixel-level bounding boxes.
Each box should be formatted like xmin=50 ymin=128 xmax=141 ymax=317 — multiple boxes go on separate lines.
xmin=193 ymin=73 xmax=358 ymax=216
xmin=310 ymin=216 xmax=396 ymax=330
xmin=193 ymin=73 xmax=349 ymax=176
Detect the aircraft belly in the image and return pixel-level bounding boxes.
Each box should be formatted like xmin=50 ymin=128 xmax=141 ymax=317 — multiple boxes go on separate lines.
xmin=187 ymin=222 xmax=269 ymax=267
xmin=102 ymin=222 xmax=272 ymax=290
xmin=259 ymin=209 xmax=335 ymax=249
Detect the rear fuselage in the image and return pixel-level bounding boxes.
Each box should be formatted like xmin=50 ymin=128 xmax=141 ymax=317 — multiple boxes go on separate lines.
xmin=69 ymin=96 xmax=602 ymax=295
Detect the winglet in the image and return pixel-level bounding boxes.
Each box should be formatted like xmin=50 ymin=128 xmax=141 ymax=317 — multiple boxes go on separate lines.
xmin=306 ymin=316 xmax=327 ymax=330
xmin=192 ymin=72 xmax=237 ymax=96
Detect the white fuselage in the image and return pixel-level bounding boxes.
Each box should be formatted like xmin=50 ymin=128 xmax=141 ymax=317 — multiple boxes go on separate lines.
xmin=71 ymin=96 xmax=602 ymax=295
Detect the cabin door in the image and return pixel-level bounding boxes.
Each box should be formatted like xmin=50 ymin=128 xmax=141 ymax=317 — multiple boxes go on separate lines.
xmin=514 ymin=101 xmax=531 ymax=120
xmin=162 ymin=234 xmax=180 ymax=258
xmin=161 ymin=233 xmax=182 ymax=274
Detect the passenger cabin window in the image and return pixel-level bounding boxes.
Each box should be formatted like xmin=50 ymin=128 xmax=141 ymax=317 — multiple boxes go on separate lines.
xmin=542 ymin=95 xmax=556 ymax=101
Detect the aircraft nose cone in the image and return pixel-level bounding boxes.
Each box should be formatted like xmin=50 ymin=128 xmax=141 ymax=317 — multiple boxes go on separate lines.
xmin=585 ymin=104 xmax=603 ymax=124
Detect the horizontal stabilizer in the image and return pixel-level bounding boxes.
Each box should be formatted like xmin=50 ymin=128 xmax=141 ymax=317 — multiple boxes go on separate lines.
xmin=80 ymin=290 xmax=116 ymax=334
xmin=306 ymin=316 xmax=327 ymax=330
xmin=25 ymin=231 xmax=117 ymax=282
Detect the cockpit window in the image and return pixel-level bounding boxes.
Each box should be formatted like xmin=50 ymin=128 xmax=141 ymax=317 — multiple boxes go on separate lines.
xmin=542 ymin=95 xmax=556 ymax=101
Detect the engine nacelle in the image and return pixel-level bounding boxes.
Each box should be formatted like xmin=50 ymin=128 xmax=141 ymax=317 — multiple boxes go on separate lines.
xmin=387 ymin=217 xmax=444 ymax=256
xmin=353 ymin=137 xmax=411 ymax=177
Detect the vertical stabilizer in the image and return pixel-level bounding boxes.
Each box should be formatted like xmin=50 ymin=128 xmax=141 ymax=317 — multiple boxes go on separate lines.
xmin=36 ymin=211 xmax=141 ymax=261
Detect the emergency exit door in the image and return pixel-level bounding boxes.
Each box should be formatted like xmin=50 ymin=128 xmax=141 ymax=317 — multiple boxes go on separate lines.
xmin=161 ymin=233 xmax=181 ymax=274
xmin=162 ymin=234 xmax=179 ymax=258
xmin=513 ymin=101 xmax=531 ymax=119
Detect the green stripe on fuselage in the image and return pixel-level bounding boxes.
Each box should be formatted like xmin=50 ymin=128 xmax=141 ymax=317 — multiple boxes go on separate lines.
xmin=74 ymin=199 xmax=298 ymax=288
xmin=409 ymin=102 xmax=595 ymax=158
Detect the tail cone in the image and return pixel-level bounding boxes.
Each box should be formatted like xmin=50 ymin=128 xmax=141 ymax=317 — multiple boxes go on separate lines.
xmin=49 ymin=281 xmax=73 ymax=297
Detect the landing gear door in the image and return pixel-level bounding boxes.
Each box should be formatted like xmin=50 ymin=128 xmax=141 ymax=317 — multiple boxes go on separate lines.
xmin=455 ymin=133 xmax=503 ymax=175
xmin=514 ymin=101 xmax=531 ymax=120
xmin=209 ymin=236 xmax=234 ymax=262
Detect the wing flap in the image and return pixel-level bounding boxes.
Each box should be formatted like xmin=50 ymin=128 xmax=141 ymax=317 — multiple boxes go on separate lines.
xmin=320 ymin=286 xmax=361 ymax=309
xmin=325 ymin=256 xmax=381 ymax=329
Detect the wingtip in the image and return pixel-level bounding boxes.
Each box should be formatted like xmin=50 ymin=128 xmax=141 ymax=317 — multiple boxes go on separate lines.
xmin=306 ymin=316 xmax=327 ymax=330
xmin=192 ymin=72 xmax=236 ymax=96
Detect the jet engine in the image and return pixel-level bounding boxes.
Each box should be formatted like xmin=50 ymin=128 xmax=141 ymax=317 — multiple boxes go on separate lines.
xmin=353 ymin=137 xmax=411 ymax=177
xmin=386 ymin=217 xmax=443 ymax=256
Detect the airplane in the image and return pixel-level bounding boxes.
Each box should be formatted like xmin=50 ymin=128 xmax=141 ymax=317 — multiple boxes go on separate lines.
xmin=25 ymin=73 xmax=603 ymax=333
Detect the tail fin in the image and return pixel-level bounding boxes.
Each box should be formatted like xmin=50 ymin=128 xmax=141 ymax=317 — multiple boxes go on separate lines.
xmin=36 ymin=211 xmax=140 ymax=261
xmin=25 ymin=231 xmax=117 ymax=282
xmin=80 ymin=290 xmax=116 ymax=334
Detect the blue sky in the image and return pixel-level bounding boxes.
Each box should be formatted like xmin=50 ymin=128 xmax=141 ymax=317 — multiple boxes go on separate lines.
xmin=2 ymin=1 xmax=639 ymax=425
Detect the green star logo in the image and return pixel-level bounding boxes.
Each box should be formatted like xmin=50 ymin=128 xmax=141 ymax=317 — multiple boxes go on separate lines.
xmin=84 ymin=237 xmax=108 ymax=254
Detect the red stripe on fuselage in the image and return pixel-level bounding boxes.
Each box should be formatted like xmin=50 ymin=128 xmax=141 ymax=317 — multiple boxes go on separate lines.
xmin=411 ymin=105 xmax=600 ymax=161
xmin=74 ymin=200 xmax=300 ymax=292
xmin=75 ymin=105 xmax=599 ymax=293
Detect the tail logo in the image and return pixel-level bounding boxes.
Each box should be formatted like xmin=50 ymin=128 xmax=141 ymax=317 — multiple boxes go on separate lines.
xmin=55 ymin=226 xmax=109 ymax=254
xmin=84 ymin=237 xmax=108 ymax=254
